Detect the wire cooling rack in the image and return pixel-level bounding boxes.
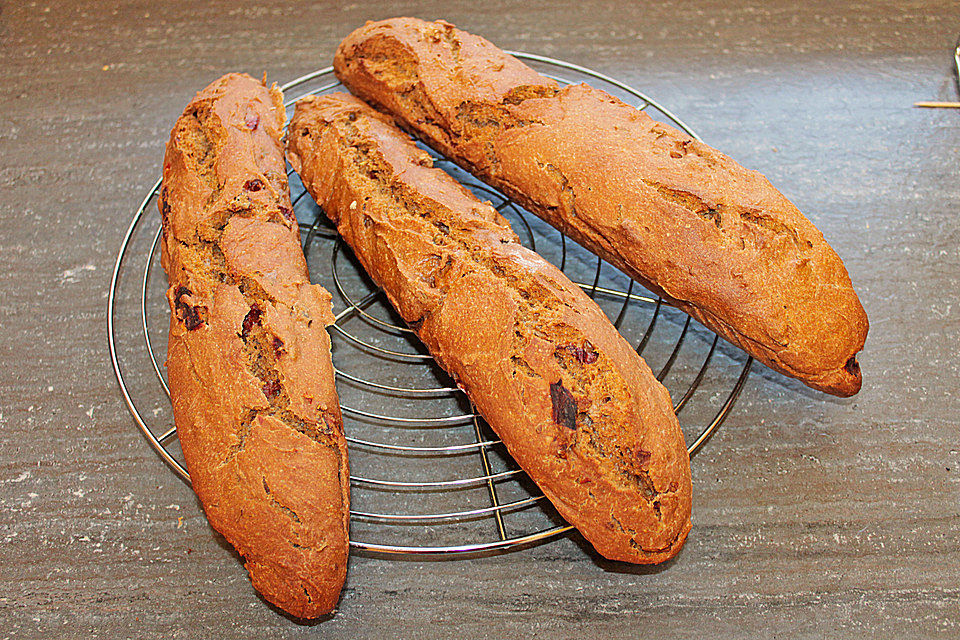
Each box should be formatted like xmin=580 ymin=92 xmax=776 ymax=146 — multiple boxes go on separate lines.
xmin=108 ymin=54 xmax=752 ymax=556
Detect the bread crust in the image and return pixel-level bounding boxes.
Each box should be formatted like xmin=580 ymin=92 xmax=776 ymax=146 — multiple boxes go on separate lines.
xmin=287 ymin=92 xmax=692 ymax=564
xmin=160 ymin=73 xmax=348 ymax=618
xmin=333 ymin=17 xmax=869 ymax=397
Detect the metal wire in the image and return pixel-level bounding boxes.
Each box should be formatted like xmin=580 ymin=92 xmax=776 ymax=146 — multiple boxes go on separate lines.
xmin=955 ymin=35 xmax=960 ymax=87
xmin=107 ymin=54 xmax=752 ymax=556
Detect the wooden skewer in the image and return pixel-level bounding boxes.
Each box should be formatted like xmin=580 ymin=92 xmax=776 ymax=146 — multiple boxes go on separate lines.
xmin=914 ymin=101 xmax=960 ymax=108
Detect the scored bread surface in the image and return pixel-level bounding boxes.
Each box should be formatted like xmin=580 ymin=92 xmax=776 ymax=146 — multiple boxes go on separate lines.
xmin=333 ymin=17 xmax=869 ymax=397
xmin=159 ymin=73 xmax=348 ymax=618
xmin=287 ymin=92 xmax=692 ymax=564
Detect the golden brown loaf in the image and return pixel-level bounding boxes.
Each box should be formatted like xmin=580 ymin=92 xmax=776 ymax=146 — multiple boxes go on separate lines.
xmin=159 ymin=73 xmax=348 ymax=618
xmin=287 ymin=92 xmax=692 ymax=564
xmin=333 ymin=17 xmax=869 ymax=397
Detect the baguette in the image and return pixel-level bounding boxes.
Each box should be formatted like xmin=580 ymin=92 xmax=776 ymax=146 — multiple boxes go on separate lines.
xmin=333 ymin=17 xmax=869 ymax=397
xmin=159 ymin=73 xmax=348 ymax=618
xmin=287 ymin=92 xmax=692 ymax=564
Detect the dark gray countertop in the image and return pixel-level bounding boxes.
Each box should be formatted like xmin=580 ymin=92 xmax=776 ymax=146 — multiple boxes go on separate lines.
xmin=2 ymin=1 xmax=959 ymax=637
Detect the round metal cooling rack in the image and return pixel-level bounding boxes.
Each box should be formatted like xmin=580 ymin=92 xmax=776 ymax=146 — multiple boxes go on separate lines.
xmin=108 ymin=54 xmax=753 ymax=557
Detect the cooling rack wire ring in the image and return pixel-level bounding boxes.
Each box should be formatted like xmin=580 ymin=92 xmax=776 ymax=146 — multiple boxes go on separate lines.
xmin=107 ymin=53 xmax=753 ymax=557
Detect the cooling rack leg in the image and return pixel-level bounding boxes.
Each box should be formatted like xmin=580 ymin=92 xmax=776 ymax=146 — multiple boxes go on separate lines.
xmin=636 ymin=297 xmax=663 ymax=356
xmin=302 ymin=206 xmax=325 ymax=253
xmin=589 ymin=256 xmax=602 ymax=298
xmin=472 ymin=410 xmax=507 ymax=541
xmin=613 ymin=279 xmax=635 ymax=329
